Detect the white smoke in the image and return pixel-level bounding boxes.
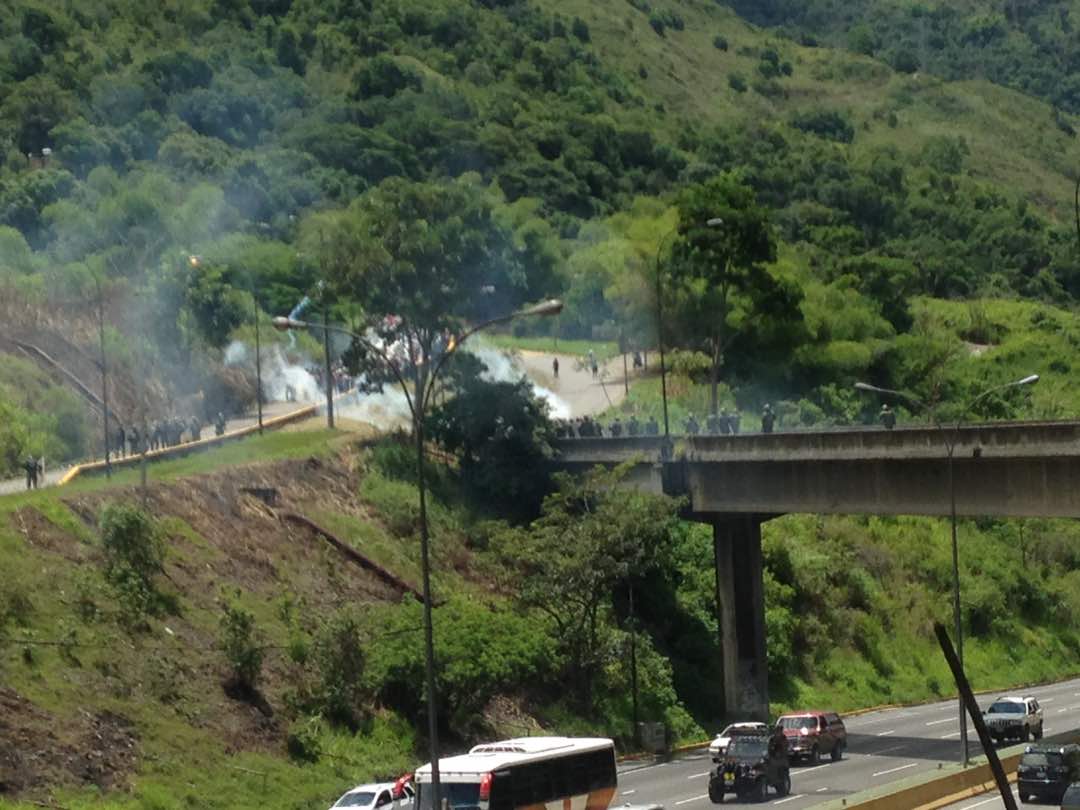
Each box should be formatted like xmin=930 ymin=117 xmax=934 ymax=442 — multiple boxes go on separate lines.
xmin=335 ymin=384 xmax=412 ymax=427
xmin=224 ymin=340 xmax=321 ymax=403
xmin=223 ymin=338 xmax=571 ymax=426
xmin=469 ymin=344 xmax=572 ymax=420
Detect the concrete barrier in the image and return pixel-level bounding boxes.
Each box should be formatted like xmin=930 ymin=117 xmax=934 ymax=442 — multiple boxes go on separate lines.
xmin=57 ymin=405 xmax=318 ymax=486
xmin=816 ymin=729 xmax=1080 ymax=810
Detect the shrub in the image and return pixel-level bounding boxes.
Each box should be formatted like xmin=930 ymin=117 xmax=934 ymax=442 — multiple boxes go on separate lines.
xmin=287 ymin=715 xmax=324 ymax=763
xmin=791 ymin=109 xmax=855 ymax=143
xmin=728 ymin=72 xmax=747 ymax=93
xmin=713 ymin=35 xmax=728 ymax=51
xmin=220 ymin=602 xmax=264 ymax=693
xmin=312 ymin=608 xmax=368 ymax=728
xmin=99 ymin=502 xmax=166 ymax=625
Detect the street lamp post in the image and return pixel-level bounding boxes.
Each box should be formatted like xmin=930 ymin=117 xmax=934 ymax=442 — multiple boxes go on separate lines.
xmin=189 ymin=254 xmax=265 ymax=433
xmin=273 ymin=298 xmax=562 ymax=806
xmin=854 ymin=374 xmax=1039 ymax=767
xmin=654 ymin=217 xmax=723 ymax=440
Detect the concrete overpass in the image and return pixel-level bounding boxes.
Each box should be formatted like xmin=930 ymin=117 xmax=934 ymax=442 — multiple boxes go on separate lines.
xmin=553 ymin=420 xmax=1080 ymax=722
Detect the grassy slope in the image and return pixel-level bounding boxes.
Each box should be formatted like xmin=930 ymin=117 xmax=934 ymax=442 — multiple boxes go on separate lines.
xmin=0 ymin=430 xmax=425 ymax=810
xmin=539 ymin=0 xmax=1080 ymax=222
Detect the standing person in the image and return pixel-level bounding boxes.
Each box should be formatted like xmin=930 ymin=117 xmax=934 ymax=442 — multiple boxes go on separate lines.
xmin=609 ymin=418 xmax=623 ymax=438
xmin=685 ymin=413 xmax=700 ymax=435
xmin=719 ymin=409 xmax=732 ymax=435
xmin=645 ymin=415 xmax=660 ymax=436
xmin=706 ymin=411 xmax=721 ymax=435
xmin=552 ymin=356 xmax=560 ymax=379
xmin=129 ymin=424 xmax=141 ymax=455
xmin=150 ymin=421 xmax=162 ymax=451
xmin=627 ymin=415 xmax=641 ymax=437
xmin=23 ymin=455 xmax=37 ymax=490
xmin=189 ymin=416 xmax=202 ymax=442
xmin=730 ymin=409 xmax=741 ymax=434
xmin=633 ymin=351 xmax=643 ymax=370
xmin=35 ymin=457 xmax=42 ymax=488
xmin=116 ymin=425 xmax=127 ymax=458
xmin=762 ymin=403 xmax=775 ymax=434
xmin=215 ymin=411 xmax=227 ymax=437
xmin=880 ymin=404 xmax=896 ymax=430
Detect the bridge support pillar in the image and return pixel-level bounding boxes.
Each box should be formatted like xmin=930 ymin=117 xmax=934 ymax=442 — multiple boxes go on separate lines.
xmin=713 ymin=515 xmax=768 ymax=721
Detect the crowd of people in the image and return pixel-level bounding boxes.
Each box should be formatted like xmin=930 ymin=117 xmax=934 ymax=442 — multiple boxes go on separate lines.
xmin=111 ymin=412 xmax=229 ymax=458
xmin=556 ymin=404 xmax=778 ymax=438
xmin=555 ymin=414 xmax=662 ymax=438
xmin=556 ymin=402 xmax=908 ymax=439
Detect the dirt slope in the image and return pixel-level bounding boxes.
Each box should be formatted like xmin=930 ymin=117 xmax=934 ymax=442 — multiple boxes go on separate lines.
xmin=0 ymin=447 xmax=422 ymax=802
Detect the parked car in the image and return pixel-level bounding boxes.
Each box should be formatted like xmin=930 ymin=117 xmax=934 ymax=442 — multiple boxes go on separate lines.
xmin=776 ymin=711 xmax=846 ymax=765
xmin=330 ymin=782 xmax=412 ymax=810
xmin=708 ymin=732 xmax=790 ymax=803
xmin=983 ymin=696 xmax=1044 ymax=743
xmin=708 ymin=722 xmax=770 ymax=761
xmin=1018 ymin=744 xmax=1080 ymax=803
xmin=1062 ymin=782 xmax=1080 ymax=809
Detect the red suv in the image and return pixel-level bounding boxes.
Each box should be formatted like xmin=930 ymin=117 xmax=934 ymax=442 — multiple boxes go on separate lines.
xmin=776 ymin=711 xmax=846 ymax=765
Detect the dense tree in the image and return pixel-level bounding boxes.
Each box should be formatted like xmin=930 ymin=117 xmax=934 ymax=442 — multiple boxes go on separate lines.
xmin=428 ymin=363 xmax=556 ymax=521
xmin=669 ymin=174 xmax=803 ymax=413
xmin=312 ymin=176 xmax=528 ymax=410
xmin=492 ymin=465 xmax=681 ymax=709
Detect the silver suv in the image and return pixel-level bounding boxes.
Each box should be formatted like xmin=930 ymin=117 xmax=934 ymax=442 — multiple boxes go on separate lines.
xmin=983 ymin=695 xmax=1043 ymax=743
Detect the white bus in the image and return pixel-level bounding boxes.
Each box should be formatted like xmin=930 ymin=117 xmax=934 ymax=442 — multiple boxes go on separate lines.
xmin=414 ymin=737 xmax=617 ymax=810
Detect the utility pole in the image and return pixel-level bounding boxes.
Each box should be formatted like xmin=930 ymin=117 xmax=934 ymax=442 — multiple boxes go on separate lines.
xmin=254 ymin=296 xmax=264 ymax=435
xmin=95 ymin=275 xmax=111 ymax=478
xmin=323 ymin=302 xmax=335 ymax=429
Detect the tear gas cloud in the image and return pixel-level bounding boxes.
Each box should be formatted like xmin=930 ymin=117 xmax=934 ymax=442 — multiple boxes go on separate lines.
xmin=225 ymin=339 xmax=572 ymax=426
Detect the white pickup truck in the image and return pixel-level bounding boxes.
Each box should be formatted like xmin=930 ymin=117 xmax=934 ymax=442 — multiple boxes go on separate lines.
xmin=983 ymin=695 xmax=1044 ymax=743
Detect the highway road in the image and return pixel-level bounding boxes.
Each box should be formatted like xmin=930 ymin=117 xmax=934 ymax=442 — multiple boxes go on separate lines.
xmin=616 ymin=677 xmax=1080 ymax=809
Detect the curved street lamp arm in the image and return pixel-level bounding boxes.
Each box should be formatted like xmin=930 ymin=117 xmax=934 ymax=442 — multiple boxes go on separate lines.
xmin=955 ymin=375 xmax=1040 ymax=431
xmin=853 ymin=381 xmax=929 ymax=413
xmin=421 ymin=299 xmax=564 ymax=409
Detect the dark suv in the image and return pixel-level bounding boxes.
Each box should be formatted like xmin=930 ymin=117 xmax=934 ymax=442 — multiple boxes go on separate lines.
xmin=776 ymin=711 xmax=846 ymax=765
xmin=708 ymin=732 xmax=790 ymax=803
xmin=1017 ymin=744 xmax=1080 ymax=803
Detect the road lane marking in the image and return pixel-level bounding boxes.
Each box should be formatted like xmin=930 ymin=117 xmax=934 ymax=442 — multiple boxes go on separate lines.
xmin=674 ymin=795 xmax=707 ymax=806
xmin=816 ymin=787 xmax=828 ymax=792
xmin=621 ymin=791 xmax=636 ymax=796
xmin=869 ymin=744 xmax=907 ymax=755
xmin=795 ymin=763 xmax=831 ymax=774
xmin=940 ymin=731 xmax=962 ymax=738
xmin=876 ymin=729 xmax=896 ymax=736
xmin=872 ymin=762 xmax=918 ymax=778
xmin=958 ymin=797 xmax=1002 ymax=809
xmin=926 ymin=718 xmax=954 ymax=726
xmin=772 ymin=796 xmax=802 ymax=805
xmin=687 ymin=772 xmax=710 ymax=780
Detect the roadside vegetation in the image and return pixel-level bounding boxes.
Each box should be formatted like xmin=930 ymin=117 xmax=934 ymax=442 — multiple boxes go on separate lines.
xmin=4 ymin=0 xmax=1080 ymax=806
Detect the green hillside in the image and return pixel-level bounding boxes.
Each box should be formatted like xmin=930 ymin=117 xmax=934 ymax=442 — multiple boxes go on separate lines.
xmin=715 ymin=0 xmax=1080 ymax=115
xmin=6 ymin=0 xmax=1080 ymax=806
